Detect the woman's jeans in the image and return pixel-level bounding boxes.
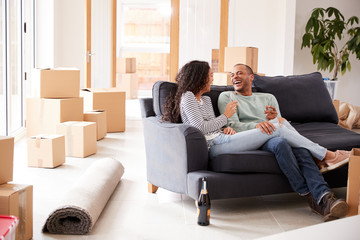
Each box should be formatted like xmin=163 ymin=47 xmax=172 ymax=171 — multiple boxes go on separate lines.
xmin=208 ymin=119 xmax=327 ymax=160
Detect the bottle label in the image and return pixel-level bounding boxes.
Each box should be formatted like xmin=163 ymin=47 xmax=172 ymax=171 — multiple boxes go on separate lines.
xmin=201 ymin=189 xmax=208 ymax=194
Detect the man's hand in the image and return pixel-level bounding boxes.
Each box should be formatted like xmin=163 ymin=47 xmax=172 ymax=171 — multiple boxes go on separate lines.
xmin=264 ymin=105 xmax=277 ymax=120
xmin=255 ymin=121 xmax=276 ymax=135
xmin=223 ymin=127 xmax=236 ymax=135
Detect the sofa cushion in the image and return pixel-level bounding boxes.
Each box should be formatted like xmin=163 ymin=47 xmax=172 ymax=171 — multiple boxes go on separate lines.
xmin=152 ymin=81 xmax=177 ymax=117
xmin=209 ymin=150 xmax=282 ymax=174
xmin=204 ymin=85 xmax=234 ymax=116
xmin=253 ymin=72 xmax=338 ymax=123
xmin=293 ymin=122 xmax=360 ymax=151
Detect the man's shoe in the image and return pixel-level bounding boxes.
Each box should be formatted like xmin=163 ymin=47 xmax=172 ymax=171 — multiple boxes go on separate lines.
xmin=314 ymin=158 xmax=328 ymax=174
xmin=320 ymin=192 xmax=348 ymax=222
xmin=305 ymin=192 xmax=348 ymax=222
xmin=305 ymin=193 xmax=322 ymax=215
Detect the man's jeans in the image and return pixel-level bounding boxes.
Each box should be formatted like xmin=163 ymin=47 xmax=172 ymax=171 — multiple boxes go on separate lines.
xmin=261 ymin=137 xmax=330 ymax=204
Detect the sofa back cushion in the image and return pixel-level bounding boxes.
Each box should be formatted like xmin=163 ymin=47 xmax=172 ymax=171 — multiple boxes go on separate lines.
xmin=152 ymin=81 xmax=177 ymax=117
xmin=204 ymin=85 xmax=234 ymax=116
xmin=253 ymin=72 xmax=338 ymax=123
xmin=152 ymin=81 xmax=234 ymax=118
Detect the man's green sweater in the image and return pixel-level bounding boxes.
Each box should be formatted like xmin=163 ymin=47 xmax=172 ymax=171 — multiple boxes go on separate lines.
xmin=218 ymin=91 xmax=281 ymax=132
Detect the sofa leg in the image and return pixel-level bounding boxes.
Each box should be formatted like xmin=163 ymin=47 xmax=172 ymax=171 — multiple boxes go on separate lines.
xmin=148 ymin=182 xmax=159 ymax=193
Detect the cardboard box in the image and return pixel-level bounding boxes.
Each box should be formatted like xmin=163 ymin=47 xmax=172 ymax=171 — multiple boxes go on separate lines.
xmin=32 ymin=68 xmax=80 ymax=98
xmin=212 ymin=72 xmax=232 ymax=86
xmin=116 ymin=58 xmax=136 ymax=73
xmin=27 ymin=135 xmax=65 ymax=168
xmin=56 ymin=121 xmax=97 ymax=158
xmin=84 ymin=111 xmax=107 ymax=140
xmin=0 ymin=136 xmax=14 ymax=184
xmin=0 ymin=184 xmax=33 ymax=240
xmin=347 ymin=148 xmax=360 ymax=216
xmin=26 ymin=97 xmax=84 ymax=137
xmin=116 ymin=73 xmax=138 ymax=99
xmin=224 ymin=47 xmax=258 ymax=73
xmin=211 ymin=49 xmax=219 ymax=73
xmin=80 ymin=89 xmax=125 ymax=132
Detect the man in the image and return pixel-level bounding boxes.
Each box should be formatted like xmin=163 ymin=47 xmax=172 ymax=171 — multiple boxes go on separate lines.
xmin=217 ymin=63 xmax=348 ymax=222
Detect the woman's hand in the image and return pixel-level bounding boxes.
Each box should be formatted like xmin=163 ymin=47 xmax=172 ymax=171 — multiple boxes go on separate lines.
xmin=277 ymin=117 xmax=286 ymax=124
xmin=223 ymin=101 xmax=238 ymax=118
xmin=223 ymin=127 xmax=236 ymax=135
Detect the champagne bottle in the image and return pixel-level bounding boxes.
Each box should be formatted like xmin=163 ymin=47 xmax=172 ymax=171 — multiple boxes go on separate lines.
xmin=196 ymin=177 xmax=211 ymax=226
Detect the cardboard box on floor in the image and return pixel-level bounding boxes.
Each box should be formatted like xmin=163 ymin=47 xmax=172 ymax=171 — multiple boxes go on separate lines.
xmin=27 ymin=135 xmax=65 ymax=168
xmin=80 ymin=89 xmax=125 ymax=132
xmin=0 ymin=184 xmax=33 ymax=240
xmin=224 ymin=47 xmax=258 ymax=73
xmin=116 ymin=73 xmax=138 ymax=99
xmin=347 ymin=148 xmax=360 ymax=216
xmin=116 ymin=57 xmax=136 ymax=73
xmin=32 ymin=68 xmax=80 ymax=98
xmin=0 ymin=136 xmax=14 ymax=185
xmin=212 ymin=49 xmax=220 ymax=73
xmin=84 ymin=110 xmax=107 ymax=140
xmin=26 ymin=97 xmax=84 ymax=137
xmin=213 ymin=72 xmax=232 ymax=86
xmin=56 ymin=121 xmax=97 ymax=158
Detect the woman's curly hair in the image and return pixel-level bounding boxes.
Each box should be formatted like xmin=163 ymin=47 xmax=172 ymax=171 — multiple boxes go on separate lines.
xmin=162 ymin=60 xmax=210 ymax=123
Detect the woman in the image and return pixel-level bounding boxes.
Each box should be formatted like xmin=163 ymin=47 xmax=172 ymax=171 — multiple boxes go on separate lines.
xmin=162 ymin=60 xmax=349 ymax=168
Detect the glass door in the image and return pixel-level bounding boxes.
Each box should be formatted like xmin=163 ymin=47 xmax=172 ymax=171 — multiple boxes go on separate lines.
xmin=0 ymin=0 xmax=24 ymax=136
xmin=118 ymin=0 xmax=171 ymax=97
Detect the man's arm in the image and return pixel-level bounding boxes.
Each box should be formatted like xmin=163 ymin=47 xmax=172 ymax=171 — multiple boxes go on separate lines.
xmin=218 ymin=92 xmax=257 ymax=132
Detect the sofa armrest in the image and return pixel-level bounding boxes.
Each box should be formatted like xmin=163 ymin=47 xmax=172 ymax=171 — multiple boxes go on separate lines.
xmin=142 ymin=116 xmax=208 ymax=194
xmin=139 ymin=98 xmax=155 ymax=118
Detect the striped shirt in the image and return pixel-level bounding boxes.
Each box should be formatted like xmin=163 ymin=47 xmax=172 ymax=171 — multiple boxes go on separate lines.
xmin=180 ymin=91 xmax=227 ymax=140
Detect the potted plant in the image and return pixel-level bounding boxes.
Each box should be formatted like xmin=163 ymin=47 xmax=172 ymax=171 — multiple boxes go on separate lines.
xmin=301 ymin=7 xmax=360 ymax=80
xmin=301 ymin=7 xmax=360 ymax=99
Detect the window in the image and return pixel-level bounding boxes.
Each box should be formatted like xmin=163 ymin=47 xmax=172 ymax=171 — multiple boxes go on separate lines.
xmin=118 ymin=1 xmax=171 ymax=97
xmin=0 ymin=0 xmax=24 ymax=136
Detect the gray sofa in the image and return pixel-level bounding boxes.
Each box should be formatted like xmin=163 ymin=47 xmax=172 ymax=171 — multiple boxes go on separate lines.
xmin=140 ymin=72 xmax=360 ymax=200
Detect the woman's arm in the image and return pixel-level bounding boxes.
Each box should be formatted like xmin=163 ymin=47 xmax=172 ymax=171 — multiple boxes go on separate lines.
xmin=180 ymin=92 xmax=227 ymax=134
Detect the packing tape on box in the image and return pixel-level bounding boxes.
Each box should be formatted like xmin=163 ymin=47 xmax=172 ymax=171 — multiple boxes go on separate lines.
xmin=1 ymin=185 xmax=27 ymax=240
xmin=35 ymin=137 xmax=41 ymax=148
xmin=37 ymin=158 xmax=44 ymax=168
xmin=18 ymin=186 xmax=26 ymax=240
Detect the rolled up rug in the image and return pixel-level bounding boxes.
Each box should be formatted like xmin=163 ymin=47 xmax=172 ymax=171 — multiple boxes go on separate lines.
xmin=42 ymin=157 xmax=124 ymax=234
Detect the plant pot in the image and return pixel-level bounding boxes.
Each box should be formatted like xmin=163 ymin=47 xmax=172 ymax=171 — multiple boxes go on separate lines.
xmin=323 ymin=79 xmax=339 ymax=100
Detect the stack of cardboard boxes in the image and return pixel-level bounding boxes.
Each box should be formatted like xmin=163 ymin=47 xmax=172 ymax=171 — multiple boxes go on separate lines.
xmin=26 ymin=68 xmax=97 ymax=162
xmin=116 ymin=57 xmax=138 ymax=99
xmin=212 ymin=47 xmax=265 ymax=86
xmin=0 ymin=136 xmax=33 ymax=240
xmin=80 ymin=88 xmax=126 ymax=133
xmin=211 ymin=49 xmax=220 ymax=73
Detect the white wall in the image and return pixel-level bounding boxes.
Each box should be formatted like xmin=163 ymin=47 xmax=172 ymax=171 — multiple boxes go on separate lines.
xmin=228 ymin=0 xmax=296 ymax=76
xmin=35 ymin=0 xmax=85 ymax=88
xmin=294 ymin=0 xmax=360 ymax=106
xmin=179 ymin=0 xmax=221 ymax=69
xmin=54 ymin=0 xmax=85 ymax=88
xmin=35 ymin=0 xmax=54 ymax=68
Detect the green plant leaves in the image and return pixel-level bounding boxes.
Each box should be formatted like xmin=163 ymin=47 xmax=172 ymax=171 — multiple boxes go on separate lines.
xmin=301 ymin=7 xmax=360 ymax=79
